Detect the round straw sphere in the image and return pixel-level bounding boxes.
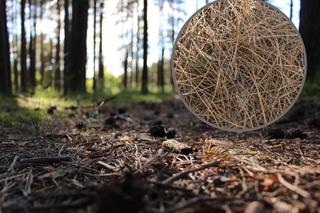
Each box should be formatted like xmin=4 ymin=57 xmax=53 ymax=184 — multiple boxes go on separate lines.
xmin=172 ymin=0 xmax=307 ymax=132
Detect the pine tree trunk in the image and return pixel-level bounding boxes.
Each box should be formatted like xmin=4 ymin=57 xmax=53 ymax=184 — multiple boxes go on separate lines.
xmin=40 ymin=0 xmax=45 ymax=85
xmin=63 ymin=0 xmax=70 ymax=95
xmin=55 ymin=0 xmax=61 ymax=91
xmin=0 ymin=0 xmax=11 ymax=95
xmin=289 ymin=0 xmax=293 ymax=20
xmin=69 ymin=0 xmax=89 ymax=93
xmin=98 ymin=0 xmax=104 ymax=90
xmin=300 ymin=0 xmax=320 ymax=81
xmin=135 ymin=11 xmax=140 ymax=88
xmin=92 ymin=0 xmax=97 ymax=91
xmin=20 ymin=0 xmax=28 ymax=92
xmin=123 ymin=50 xmax=128 ymax=89
xmin=160 ymin=47 xmax=165 ymax=93
xmin=141 ymin=0 xmax=148 ymax=94
xmin=14 ymin=58 xmax=18 ymax=92
xmin=29 ymin=0 xmax=36 ymax=89
xmin=48 ymin=40 xmax=53 ymax=88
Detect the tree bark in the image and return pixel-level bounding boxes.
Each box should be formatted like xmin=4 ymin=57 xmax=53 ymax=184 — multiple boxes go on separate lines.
xmin=63 ymin=0 xmax=70 ymax=95
xmin=98 ymin=0 xmax=104 ymax=90
xmin=20 ymin=0 xmax=28 ymax=92
xmin=0 ymin=0 xmax=11 ymax=95
xmin=69 ymin=0 xmax=89 ymax=93
xmin=135 ymin=10 xmax=140 ymax=87
xmin=55 ymin=0 xmax=61 ymax=91
xmin=92 ymin=0 xmax=97 ymax=91
xmin=123 ymin=50 xmax=128 ymax=89
xmin=289 ymin=0 xmax=293 ymax=21
xmin=29 ymin=0 xmax=36 ymax=89
xmin=300 ymin=0 xmax=320 ymax=81
xmin=141 ymin=0 xmax=148 ymax=94
xmin=40 ymin=0 xmax=45 ymax=85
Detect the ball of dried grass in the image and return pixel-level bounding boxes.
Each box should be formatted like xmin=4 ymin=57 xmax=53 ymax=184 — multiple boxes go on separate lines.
xmin=172 ymin=0 xmax=306 ymax=132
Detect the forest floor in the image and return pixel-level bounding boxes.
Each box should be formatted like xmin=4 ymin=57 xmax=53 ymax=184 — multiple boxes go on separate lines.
xmin=0 ymin=93 xmax=320 ymax=213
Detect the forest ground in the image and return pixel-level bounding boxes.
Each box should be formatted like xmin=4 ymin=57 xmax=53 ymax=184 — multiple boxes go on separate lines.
xmin=0 ymin=91 xmax=319 ymax=213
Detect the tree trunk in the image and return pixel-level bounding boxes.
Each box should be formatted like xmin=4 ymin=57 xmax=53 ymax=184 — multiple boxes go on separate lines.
xmin=98 ymin=0 xmax=104 ymax=90
xmin=141 ymin=0 xmax=148 ymax=94
xmin=123 ymin=50 xmax=128 ymax=89
xmin=48 ymin=39 xmax=53 ymax=88
xmin=289 ymin=0 xmax=293 ymax=20
xmin=20 ymin=0 xmax=28 ymax=92
xmin=92 ymin=0 xmax=97 ymax=91
xmin=63 ymin=0 xmax=70 ymax=95
xmin=300 ymin=0 xmax=320 ymax=81
xmin=159 ymin=47 xmax=165 ymax=93
xmin=29 ymin=0 xmax=36 ymax=89
xmin=130 ymin=17 xmax=134 ymax=89
xmin=135 ymin=10 xmax=140 ymax=88
xmin=55 ymin=0 xmax=61 ymax=91
xmin=69 ymin=0 xmax=89 ymax=93
xmin=40 ymin=0 xmax=45 ymax=85
xmin=0 ymin=0 xmax=11 ymax=95
xmin=14 ymin=58 xmax=18 ymax=92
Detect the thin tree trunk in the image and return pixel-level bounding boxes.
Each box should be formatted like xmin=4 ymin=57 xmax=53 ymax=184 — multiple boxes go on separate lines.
xmin=123 ymin=50 xmax=128 ymax=89
xmin=69 ymin=0 xmax=89 ymax=93
xmin=13 ymin=0 xmax=19 ymax=92
xmin=48 ymin=39 xmax=53 ymax=88
xmin=55 ymin=0 xmax=61 ymax=91
xmin=63 ymin=0 xmax=70 ymax=95
xmin=135 ymin=10 xmax=140 ymax=88
xmin=14 ymin=58 xmax=18 ymax=92
xmin=92 ymin=0 xmax=97 ymax=91
xmin=159 ymin=47 xmax=165 ymax=93
xmin=40 ymin=0 xmax=45 ymax=85
xmin=98 ymin=0 xmax=104 ymax=90
xmin=141 ymin=0 xmax=148 ymax=94
xmin=130 ymin=17 xmax=134 ymax=89
xmin=29 ymin=0 xmax=36 ymax=89
xmin=20 ymin=0 xmax=28 ymax=92
xmin=300 ymin=0 xmax=320 ymax=81
xmin=0 ymin=0 xmax=11 ymax=95
xmin=289 ymin=0 xmax=293 ymax=21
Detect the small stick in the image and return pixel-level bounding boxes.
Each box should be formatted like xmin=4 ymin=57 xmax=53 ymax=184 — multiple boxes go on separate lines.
xmin=162 ymin=161 xmax=219 ymax=184
xmin=163 ymin=196 xmax=232 ymax=213
xmin=19 ymin=156 xmax=72 ymax=164
xmin=277 ymin=173 xmax=310 ymax=198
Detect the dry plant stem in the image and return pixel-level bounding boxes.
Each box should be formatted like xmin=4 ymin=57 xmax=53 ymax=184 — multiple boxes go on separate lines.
xmin=277 ymin=173 xmax=310 ymax=198
xmin=19 ymin=156 xmax=72 ymax=164
xmin=173 ymin=0 xmax=306 ymax=131
xmin=162 ymin=161 xmax=219 ymax=184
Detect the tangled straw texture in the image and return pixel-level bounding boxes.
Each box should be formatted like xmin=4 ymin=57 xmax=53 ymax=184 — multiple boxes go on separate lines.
xmin=173 ymin=0 xmax=306 ymax=131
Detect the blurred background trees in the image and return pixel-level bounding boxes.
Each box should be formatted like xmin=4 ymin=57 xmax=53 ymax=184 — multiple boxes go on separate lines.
xmin=0 ymin=0 xmax=319 ymax=96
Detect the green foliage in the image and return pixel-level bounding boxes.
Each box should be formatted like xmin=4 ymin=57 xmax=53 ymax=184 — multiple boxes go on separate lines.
xmin=112 ymin=89 xmax=175 ymax=107
xmin=0 ymin=95 xmax=46 ymax=127
xmin=300 ymin=80 xmax=320 ymax=100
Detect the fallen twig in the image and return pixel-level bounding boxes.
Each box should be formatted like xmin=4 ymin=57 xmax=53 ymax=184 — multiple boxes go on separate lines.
xmin=19 ymin=156 xmax=72 ymax=165
xmin=277 ymin=173 xmax=310 ymax=198
xmin=162 ymin=161 xmax=219 ymax=184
